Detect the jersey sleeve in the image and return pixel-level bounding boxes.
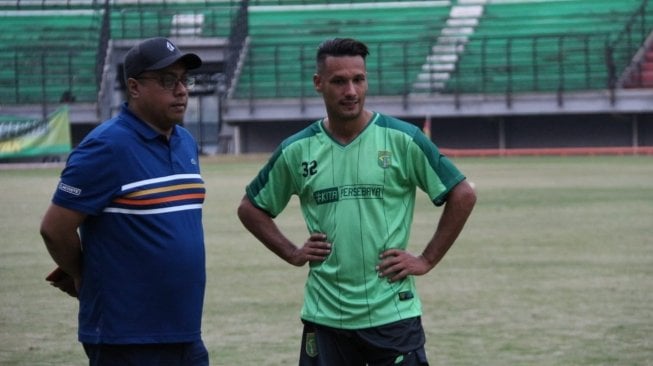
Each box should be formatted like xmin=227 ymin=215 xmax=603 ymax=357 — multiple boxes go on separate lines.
xmin=245 ymin=146 xmax=297 ymax=218
xmin=408 ymin=130 xmax=466 ymax=206
xmin=52 ymin=136 xmax=119 ymax=215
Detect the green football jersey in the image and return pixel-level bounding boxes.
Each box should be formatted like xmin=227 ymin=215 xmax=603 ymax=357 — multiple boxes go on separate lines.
xmin=246 ymin=112 xmax=465 ymax=329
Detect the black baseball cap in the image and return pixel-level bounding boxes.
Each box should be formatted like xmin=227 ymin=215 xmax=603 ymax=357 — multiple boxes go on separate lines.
xmin=123 ymin=37 xmax=202 ymax=81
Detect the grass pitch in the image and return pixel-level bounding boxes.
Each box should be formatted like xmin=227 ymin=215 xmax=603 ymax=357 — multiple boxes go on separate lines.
xmin=0 ymin=155 xmax=651 ymax=365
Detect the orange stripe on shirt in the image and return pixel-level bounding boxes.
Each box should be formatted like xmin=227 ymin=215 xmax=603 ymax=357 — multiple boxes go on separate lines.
xmin=113 ymin=193 xmax=205 ymax=206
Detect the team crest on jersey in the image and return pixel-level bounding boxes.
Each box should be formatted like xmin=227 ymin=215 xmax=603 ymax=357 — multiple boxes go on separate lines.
xmin=378 ymin=151 xmax=392 ymax=168
xmin=305 ymin=332 xmax=318 ymax=357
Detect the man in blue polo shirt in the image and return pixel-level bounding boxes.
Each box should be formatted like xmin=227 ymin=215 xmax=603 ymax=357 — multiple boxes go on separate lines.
xmin=40 ymin=37 xmax=209 ymax=365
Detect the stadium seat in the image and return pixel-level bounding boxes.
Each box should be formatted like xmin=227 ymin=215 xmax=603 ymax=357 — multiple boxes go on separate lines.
xmin=0 ymin=9 xmax=102 ymax=104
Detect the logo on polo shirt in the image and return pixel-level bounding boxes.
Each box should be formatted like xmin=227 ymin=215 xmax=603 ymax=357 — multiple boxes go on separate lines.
xmin=58 ymin=182 xmax=81 ymax=196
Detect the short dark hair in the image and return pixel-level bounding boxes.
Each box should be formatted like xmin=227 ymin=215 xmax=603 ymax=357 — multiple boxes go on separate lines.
xmin=316 ymin=38 xmax=369 ymax=72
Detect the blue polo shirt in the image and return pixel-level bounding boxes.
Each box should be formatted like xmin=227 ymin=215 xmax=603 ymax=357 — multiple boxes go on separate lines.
xmin=52 ymin=103 xmax=206 ymax=344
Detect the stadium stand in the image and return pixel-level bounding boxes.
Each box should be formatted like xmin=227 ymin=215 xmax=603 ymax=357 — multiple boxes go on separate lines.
xmin=2 ymin=0 xmax=650 ymax=104
xmin=247 ymin=0 xmax=444 ymax=4
xmin=422 ymin=0 xmax=647 ymax=94
xmin=0 ymin=1 xmax=239 ymax=105
xmin=109 ymin=0 xmax=238 ymax=39
xmin=234 ymin=1 xmax=452 ymax=99
xmin=231 ymin=0 xmax=652 ymax=100
xmin=1 ymin=0 xmax=652 ymax=155
xmin=623 ymin=44 xmax=653 ymax=88
xmin=0 ymin=0 xmax=102 ymax=10
xmin=0 ymin=9 xmax=104 ymax=104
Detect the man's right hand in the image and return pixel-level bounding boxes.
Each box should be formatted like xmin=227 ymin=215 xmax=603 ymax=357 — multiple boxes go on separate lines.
xmin=46 ymin=267 xmax=79 ymax=298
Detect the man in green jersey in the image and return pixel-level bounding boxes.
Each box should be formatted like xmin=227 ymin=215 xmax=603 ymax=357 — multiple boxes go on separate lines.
xmin=237 ymin=38 xmax=477 ymax=366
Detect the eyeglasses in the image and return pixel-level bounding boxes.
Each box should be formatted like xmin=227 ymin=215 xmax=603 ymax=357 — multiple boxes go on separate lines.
xmin=135 ymin=74 xmax=195 ymax=90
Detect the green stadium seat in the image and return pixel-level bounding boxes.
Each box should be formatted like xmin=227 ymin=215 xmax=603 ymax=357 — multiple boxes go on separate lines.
xmin=234 ymin=2 xmax=452 ymax=99
xmin=444 ymin=0 xmax=647 ymax=94
xmin=1 ymin=0 xmax=650 ymax=106
xmin=0 ymin=9 xmax=103 ymax=104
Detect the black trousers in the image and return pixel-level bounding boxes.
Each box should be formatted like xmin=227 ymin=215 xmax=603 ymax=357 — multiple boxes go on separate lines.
xmin=83 ymin=340 xmax=209 ymax=366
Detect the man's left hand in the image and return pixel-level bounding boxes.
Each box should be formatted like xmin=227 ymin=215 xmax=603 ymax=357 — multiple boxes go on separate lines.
xmin=376 ymin=249 xmax=431 ymax=283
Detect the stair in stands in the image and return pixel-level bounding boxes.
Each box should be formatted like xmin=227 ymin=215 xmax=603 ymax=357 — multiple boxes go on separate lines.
xmin=412 ymin=3 xmax=484 ymax=94
xmin=622 ymin=39 xmax=653 ymax=88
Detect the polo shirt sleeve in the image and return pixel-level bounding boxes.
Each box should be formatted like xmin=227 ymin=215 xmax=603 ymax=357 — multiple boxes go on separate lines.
xmin=52 ymin=136 xmax=119 ymax=215
xmin=408 ymin=130 xmax=466 ymax=206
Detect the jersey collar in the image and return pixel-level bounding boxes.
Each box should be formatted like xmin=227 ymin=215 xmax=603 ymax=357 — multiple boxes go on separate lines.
xmin=319 ymin=111 xmax=379 ymax=147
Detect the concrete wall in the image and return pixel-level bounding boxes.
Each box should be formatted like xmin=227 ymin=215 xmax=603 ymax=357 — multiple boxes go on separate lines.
xmin=231 ymin=113 xmax=653 ymax=154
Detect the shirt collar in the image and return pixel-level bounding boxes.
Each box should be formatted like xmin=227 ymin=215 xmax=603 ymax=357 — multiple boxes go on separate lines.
xmin=120 ymin=102 xmax=178 ymax=141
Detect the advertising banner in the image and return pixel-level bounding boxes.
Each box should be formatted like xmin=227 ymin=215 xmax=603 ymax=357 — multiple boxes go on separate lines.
xmin=0 ymin=106 xmax=72 ymax=159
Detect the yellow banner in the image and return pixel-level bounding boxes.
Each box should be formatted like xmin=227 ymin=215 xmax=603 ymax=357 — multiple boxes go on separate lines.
xmin=0 ymin=106 xmax=72 ymax=159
